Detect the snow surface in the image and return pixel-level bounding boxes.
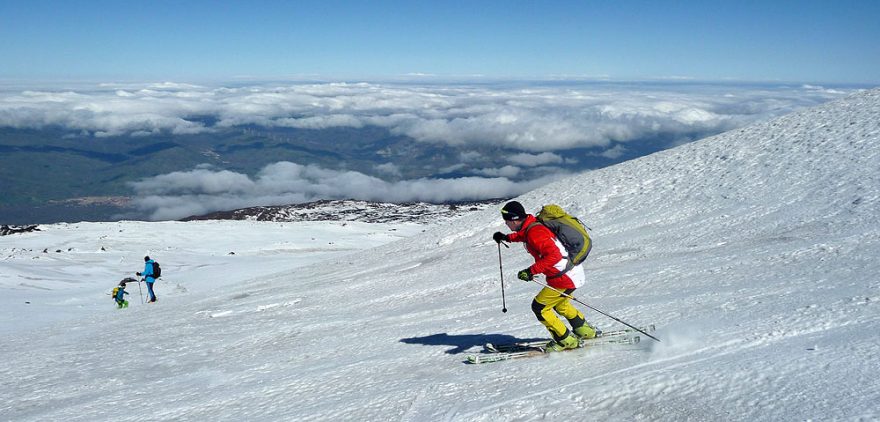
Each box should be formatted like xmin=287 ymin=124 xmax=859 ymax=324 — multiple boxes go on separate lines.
xmin=2 ymin=88 xmax=880 ymax=421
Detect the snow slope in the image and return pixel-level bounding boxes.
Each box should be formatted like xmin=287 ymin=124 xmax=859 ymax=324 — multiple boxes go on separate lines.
xmin=2 ymin=88 xmax=879 ymax=421
xmin=0 ymin=220 xmax=424 ymax=334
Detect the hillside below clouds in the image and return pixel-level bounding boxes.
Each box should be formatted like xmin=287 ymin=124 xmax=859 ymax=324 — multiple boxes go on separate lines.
xmin=1 ymin=88 xmax=879 ymax=421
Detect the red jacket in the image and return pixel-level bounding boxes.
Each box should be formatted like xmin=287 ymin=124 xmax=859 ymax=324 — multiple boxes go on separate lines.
xmin=507 ymin=214 xmax=575 ymax=289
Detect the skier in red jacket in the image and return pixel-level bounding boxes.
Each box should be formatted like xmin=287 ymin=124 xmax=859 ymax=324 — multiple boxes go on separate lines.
xmin=493 ymin=201 xmax=597 ymax=351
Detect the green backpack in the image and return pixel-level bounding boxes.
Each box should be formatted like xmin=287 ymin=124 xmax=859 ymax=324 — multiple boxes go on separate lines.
xmin=534 ymin=204 xmax=593 ymax=271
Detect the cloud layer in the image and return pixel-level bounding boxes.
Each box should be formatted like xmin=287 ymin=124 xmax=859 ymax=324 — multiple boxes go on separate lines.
xmin=0 ymin=81 xmax=850 ymax=150
xmin=130 ymin=162 xmax=561 ymax=220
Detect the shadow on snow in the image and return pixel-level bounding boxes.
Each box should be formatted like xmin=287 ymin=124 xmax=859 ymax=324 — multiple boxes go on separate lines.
xmin=400 ymin=333 xmax=546 ymax=354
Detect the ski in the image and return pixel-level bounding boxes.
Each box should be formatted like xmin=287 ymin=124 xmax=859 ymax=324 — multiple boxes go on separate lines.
xmin=483 ymin=325 xmax=654 ymax=354
xmin=467 ymin=335 xmax=640 ymax=364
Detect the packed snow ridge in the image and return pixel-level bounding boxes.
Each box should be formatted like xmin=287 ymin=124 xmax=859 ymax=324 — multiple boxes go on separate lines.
xmin=1 ymin=88 xmax=878 ymax=421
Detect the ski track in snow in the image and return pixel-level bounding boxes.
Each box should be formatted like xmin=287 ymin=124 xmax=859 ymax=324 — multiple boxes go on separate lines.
xmin=1 ymin=89 xmax=880 ymax=421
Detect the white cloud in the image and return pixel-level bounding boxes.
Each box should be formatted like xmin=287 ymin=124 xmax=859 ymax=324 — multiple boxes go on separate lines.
xmin=0 ymin=82 xmax=851 ymax=153
xmin=507 ymin=152 xmax=563 ymax=167
xmin=130 ymin=166 xmax=255 ymax=196
xmin=600 ymin=144 xmax=627 ymax=159
xmin=130 ymin=162 xmax=561 ymax=220
xmin=275 ymin=114 xmax=365 ymax=130
xmin=374 ymin=162 xmax=402 ymax=177
xmin=474 ymin=165 xmax=522 ymax=178
xmin=438 ymin=163 xmax=467 ymax=174
xmin=458 ymin=151 xmax=484 ymax=162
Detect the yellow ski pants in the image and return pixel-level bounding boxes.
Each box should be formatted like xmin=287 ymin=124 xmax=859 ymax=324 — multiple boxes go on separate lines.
xmin=531 ymin=286 xmax=586 ymax=340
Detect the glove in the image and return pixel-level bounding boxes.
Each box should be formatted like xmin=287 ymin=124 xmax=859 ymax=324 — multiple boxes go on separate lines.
xmin=136 ymin=272 xmax=142 ymax=276
xmin=492 ymin=232 xmax=508 ymax=244
xmin=517 ymin=268 xmax=533 ymax=281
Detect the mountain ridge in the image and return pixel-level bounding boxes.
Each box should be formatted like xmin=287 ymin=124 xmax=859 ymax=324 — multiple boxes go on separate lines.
xmin=180 ymin=198 xmax=506 ymax=224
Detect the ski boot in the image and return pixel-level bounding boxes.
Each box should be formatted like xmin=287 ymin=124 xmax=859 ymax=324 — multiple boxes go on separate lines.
xmin=574 ymin=323 xmax=598 ymax=340
xmin=546 ymin=332 xmax=579 ymax=352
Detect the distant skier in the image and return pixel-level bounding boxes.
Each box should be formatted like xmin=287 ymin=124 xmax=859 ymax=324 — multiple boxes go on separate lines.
xmin=112 ymin=279 xmax=131 ymax=308
xmin=136 ymin=256 xmax=159 ymax=303
xmin=492 ymin=201 xmax=597 ymax=351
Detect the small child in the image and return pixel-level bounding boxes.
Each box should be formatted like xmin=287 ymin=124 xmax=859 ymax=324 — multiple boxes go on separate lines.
xmin=112 ymin=279 xmax=132 ymax=308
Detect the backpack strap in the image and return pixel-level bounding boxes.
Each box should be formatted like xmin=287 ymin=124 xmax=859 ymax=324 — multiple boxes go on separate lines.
xmin=547 ymin=263 xmax=574 ymax=280
xmin=523 ymin=221 xmax=543 ymax=235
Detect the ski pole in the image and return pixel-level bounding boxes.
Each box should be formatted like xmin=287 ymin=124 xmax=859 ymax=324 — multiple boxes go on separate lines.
xmin=529 ymin=278 xmax=660 ymax=342
xmin=137 ymin=278 xmax=144 ymax=304
xmin=497 ymin=242 xmax=509 ymax=313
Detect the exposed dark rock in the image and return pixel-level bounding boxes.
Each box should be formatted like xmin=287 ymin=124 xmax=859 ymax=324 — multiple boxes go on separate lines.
xmin=0 ymin=225 xmax=40 ymax=236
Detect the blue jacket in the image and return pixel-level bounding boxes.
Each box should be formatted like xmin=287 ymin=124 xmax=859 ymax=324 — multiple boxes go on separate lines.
xmin=142 ymin=260 xmax=157 ymax=282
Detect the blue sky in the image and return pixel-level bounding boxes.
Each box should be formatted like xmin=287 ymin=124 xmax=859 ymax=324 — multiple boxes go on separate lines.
xmin=1 ymin=0 xmax=878 ymax=84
